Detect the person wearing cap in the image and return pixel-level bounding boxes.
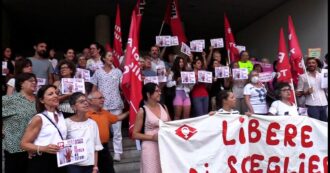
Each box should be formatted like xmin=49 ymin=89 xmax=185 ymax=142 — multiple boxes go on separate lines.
xmin=297 ymin=57 xmax=328 ymax=122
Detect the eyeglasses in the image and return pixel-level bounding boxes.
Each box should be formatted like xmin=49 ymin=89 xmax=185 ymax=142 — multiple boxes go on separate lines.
xmin=27 ymin=79 xmax=37 ymax=83
xmin=76 ymin=99 xmax=88 ymax=104
xmin=60 ymin=66 xmax=70 ymax=70
xmin=280 ymin=88 xmax=291 ymax=92
xmin=92 ymin=96 xmax=105 ymax=100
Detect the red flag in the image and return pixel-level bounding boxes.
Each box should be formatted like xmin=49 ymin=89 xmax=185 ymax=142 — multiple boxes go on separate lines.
xmin=277 ymin=28 xmax=295 ymax=104
xmin=122 ymin=10 xmax=143 ymax=137
xmin=135 ymin=0 xmax=145 ymax=40
xmin=288 ymin=16 xmax=304 ymax=86
xmin=164 ymin=0 xmax=187 ymax=44
xmin=112 ymin=4 xmax=122 ymax=68
xmin=224 ymin=14 xmax=240 ymax=63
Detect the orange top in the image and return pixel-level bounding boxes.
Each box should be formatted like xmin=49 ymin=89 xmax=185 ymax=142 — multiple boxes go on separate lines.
xmin=86 ymin=109 xmax=118 ymax=143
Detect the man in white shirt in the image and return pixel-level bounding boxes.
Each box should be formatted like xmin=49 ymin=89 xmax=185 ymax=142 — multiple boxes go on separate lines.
xmin=297 ymin=57 xmax=328 ymax=121
xmin=149 ymin=45 xmax=166 ymax=73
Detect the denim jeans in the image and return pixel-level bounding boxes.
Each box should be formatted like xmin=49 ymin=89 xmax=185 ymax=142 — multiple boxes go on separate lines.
xmin=192 ymin=96 xmax=209 ymax=117
xmin=306 ymin=105 xmax=328 ymax=122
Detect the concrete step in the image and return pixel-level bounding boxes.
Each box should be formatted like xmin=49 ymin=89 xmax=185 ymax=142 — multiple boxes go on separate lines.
xmin=111 ymin=146 xmax=141 ymax=160
xmin=114 ymin=156 xmax=141 ymax=173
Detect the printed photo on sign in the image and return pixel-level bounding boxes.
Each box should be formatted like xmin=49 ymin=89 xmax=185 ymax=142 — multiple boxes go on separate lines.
xmin=232 ymin=68 xmax=248 ymax=80
xmin=210 ymin=38 xmax=224 ymax=48
xmin=181 ymin=71 xmax=196 ymax=84
xmin=236 ymin=45 xmax=246 ymax=53
xmin=157 ymin=66 xmax=167 ymax=82
xmin=34 ymin=78 xmax=46 ymax=94
xmin=156 ymin=35 xmax=171 ymax=47
xmin=144 ymin=76 xmax=159 ymax=85
xmin=215 ymin=66 xmax=230 ymax=78
xmin=61 ymin=78 xmax=86 ymax=94
xmin=198 ymin=71 xmax=213 ymax=83
xmin=57 ymin=138 xmax=87 ymax=167
xmin=190 ymin=41 xmax=203 ymax=52
xmin=258 ymin=72 xmax=273 ymax=83
xmin=181 ymin=42 xmax=191 ymax=56
xmin=2 ymin=61 xmax=7 ymax=76
xmin=171 ymin=36 xmax=179 ymax=46
xmin=75 ymin=68 xmax=91 ymax=82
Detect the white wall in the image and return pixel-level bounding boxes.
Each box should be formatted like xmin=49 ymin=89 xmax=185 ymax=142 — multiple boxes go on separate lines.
xmin=236 ymin=0 xmax=328 ymax=62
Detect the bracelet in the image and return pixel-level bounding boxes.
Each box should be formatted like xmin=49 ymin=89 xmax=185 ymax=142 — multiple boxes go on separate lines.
xmin=37 ymin=145 xmax=42 ymax=155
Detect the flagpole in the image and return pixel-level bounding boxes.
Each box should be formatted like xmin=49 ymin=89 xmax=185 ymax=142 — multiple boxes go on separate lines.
xmin=290 ymin=78 xmax=297 ymax=105
xmin=301 ymin=58 xmax=315 ymax=100
xmin=159 ymin=20 xmax=165 ymax=36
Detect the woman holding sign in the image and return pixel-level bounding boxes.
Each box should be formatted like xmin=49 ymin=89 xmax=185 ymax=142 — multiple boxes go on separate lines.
xmin=268 ymin=82 xmax=299 ymax=116
xmin=167 ymin=56 xmax=193 ymax=120
xmin=191 ymin=57 xmax=210 ymax=116
xmin=243 ymin=70 xmax=268 ymax=115
xmin=53 ymin=60 xmax=77 ymax=118
xmin=21 ymin=85 xmax=67 ymax=173
xmin=65 ymin=92 xmax=103 ymax=173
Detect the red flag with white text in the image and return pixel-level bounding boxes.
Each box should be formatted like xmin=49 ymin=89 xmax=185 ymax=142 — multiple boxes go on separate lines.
xmin=122 ymin=10 xmax=143 ymax=137
xmin=112 ymin=4 xmax=122 ymax=68
xmin=224 ymin=14 xmax=240 ymax=63
xmin=277 ymin=27 xmax=295 ymax=104
xmin=288 ymin=16 xmax=304 ymax=86
xmin=164 ymin=0 xmax=187 ymax=44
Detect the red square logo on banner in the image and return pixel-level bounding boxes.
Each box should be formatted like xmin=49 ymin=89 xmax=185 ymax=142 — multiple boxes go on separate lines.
xmin=175 ymin=124 xmax=197 ymax=140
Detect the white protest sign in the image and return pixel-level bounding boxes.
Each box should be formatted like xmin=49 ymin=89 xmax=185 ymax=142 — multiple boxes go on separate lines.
xmin=321 ymin=69 xmax=328 ymax=89
xmin=210 ymin=38 xmax=224 ymax=48
xmin=61 ymin=78 xmax=85 ymax=94
xmin=198 ymin=70 xmax=213 ymax=83
xmin=156 ymin=35 xmax=171 ymax=47
xmin=181 ymin=42 xmax=191 ymax=56
xmin=75 ymin=68 xmax=91 ymax=82
xmin=236 ymin=45 xmax=246 ymax=53
xmin=156 ymin=66 xmax=167 ymax=82
xmin=34 ymin=78 xmax=47 ymax=94
xmin=2 ymin=61 xmax=7 ymax=76
xmin=232 ymin=68 xmax=248 ymax=80
xmin=181 ymin=71 xmax=196 ymax=84
xmin=190 ymin=41 xmax=203 ymax=52
xmin=258 ymin=72 xmax=274 ymax=82
xmin=144 ymin=76 xmax=159 ymax=85
xmin=215 ymin=66 xmax=230 ymax=78
xmin=171 ymin=36 xmax=179 ymax=46
xmin=159 ymin=114 xmax=328 ymax=172
xmin=308 ymin=48 xmax=321 ymax=58
xmin=57 ymin=138 xmax=87 ymax=167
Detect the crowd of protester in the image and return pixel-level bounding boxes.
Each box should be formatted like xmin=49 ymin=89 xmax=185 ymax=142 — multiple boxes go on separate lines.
xmin=2 ymin=40 xmax=328 ymax=173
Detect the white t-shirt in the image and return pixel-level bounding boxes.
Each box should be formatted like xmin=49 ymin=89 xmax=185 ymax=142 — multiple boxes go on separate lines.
xmin=269 ymin=100 xmax=299 ymax=116
xmin=297 ymin=71 xmax=328 ymax=106
xmin=243 ymin=83 xmax=268 ymax=114
xmin=7 ymin=78 xmax=15 ymax=87
xmin=217 ymin=108 xmax=240 ymax=115
xmin=65 ymin=118 xmax=103 ymax=166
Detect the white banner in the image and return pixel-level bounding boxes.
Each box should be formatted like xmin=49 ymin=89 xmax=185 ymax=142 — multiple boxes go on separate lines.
xmin=159 ymin=114 xmax=328 ymax=172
